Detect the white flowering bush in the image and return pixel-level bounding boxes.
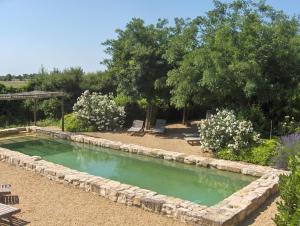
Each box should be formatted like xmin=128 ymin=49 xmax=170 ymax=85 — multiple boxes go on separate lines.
xmin=73 ymin=91 xmax=125 ymax=131
xmin=198 ymin=109 xmax=260 ymax=151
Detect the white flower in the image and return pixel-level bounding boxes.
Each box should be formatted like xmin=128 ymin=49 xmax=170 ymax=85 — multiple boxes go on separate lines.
xmin=73 ymin=91 xmax=125 ymax=131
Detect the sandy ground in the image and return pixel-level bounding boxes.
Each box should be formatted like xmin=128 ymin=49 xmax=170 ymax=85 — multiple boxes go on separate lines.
xmin=239 ymin=195 xmax=279 ymax=226
xmin=0 ymin=122 xmax=279 ymax=225
xmin=82 ymin=122 xmax=213 ymax=157
xmin=0 ymin=162 xmax=185 ymax=226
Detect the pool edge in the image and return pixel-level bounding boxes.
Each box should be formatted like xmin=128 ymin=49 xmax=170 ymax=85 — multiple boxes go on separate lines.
xmin=0 ymin=127 xmax=288 ymax=226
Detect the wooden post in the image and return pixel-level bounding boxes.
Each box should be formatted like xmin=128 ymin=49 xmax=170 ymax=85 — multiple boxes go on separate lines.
xmin=34 ymin=99 xmax=37 ymax=126
xmin=61 ymin=97 xmax=64 ymax=131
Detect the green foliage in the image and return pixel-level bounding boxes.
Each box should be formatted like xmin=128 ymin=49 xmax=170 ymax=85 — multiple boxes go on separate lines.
xmin=38 ymin=98 xmax=61 ymax=119
xmin=64 ymin=113 xmax=90 ymax=132
xmin=80 ymin=71 xmax=117 ymax=94
xmin=277 ymin=116 xmax=300 ymax=136
xmin=275 ymin=148 xmax=300 ymax=225
xmin=217 ymin=139 xmax=278 ymax=166
xmin=114 ymin=94 xmax=134 ymax=106
xmin=103 ymin=18 xmax=171 ymax=106
xmin=237 ymin=105 xmax=267 ymax=134
xmin=36 ymin=118 xmax=60 ymax=127
xmin=164 ymin=0 xmax=300 ymax=127
xmin=26 ymin=67 xmax=84 ymax=116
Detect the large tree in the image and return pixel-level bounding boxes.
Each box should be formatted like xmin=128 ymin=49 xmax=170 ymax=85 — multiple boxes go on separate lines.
xmin=167 ymin=0 xmax=300 ymax=128
xmin=103 ymin=18 xmax=171 ymax=129
xmin=164 ymin=18 xmax=204 ymax=124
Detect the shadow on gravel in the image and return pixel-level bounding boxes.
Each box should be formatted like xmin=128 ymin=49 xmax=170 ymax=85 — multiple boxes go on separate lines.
xmin=239 ymin=194 xmax=278 ymax=226
xmin=0 ymin=217 xmax=30 ymax=226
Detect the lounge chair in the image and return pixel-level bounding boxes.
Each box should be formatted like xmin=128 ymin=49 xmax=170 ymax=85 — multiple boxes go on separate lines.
xmin=127 ymin=120 xmax=144 ymax=135
xmin=184 ymin=137 xmax=201 ymax=145
xmin=0 ymin=203 xmax=21 ymax=224
xmin=0 ymin=185 xmax=11 ymax=196
xmin=151 ymin=119 xmax=166 ymax=134
xmin=0 ymin=195 xmax=19 ymax=205
xmin=183 ymin=132 xmax=200 ymax=137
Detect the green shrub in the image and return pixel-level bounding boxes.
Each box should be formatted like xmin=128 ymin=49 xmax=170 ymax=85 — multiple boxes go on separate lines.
xmin=277 ymin=116 xmax=300 ymax=136
xmin=237 ymin=105 xmax=267 ymax=134
xmin=275 ymin=148 xmax=300 ymax=225
xmin=36 ymin=118 xmax=60 ymax=127
xmin=217 ymin=139 xmax=278 ymax=166
xmin=64 ymin=113 xmax=92 ymax=132
xmin=114 ymin=94 xmax=134 ymax=106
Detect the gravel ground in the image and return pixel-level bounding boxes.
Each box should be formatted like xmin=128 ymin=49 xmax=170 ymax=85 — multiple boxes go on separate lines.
xmin=0 ymin=162 xmax=185 ymax=226
xmin=82 ymin=121 xmax=213 ymax=157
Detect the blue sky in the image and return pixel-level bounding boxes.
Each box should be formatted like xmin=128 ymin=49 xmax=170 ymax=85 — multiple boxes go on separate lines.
xmin=0 ymin=0 xmax=299 ymax=75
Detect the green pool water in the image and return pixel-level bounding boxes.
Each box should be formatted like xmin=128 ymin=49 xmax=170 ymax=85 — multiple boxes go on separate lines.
xmin=0 ymin=135 xmax=255 ymax=206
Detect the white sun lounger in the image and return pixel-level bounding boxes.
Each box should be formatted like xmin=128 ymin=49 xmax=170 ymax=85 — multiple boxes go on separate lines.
xmin=0 ymin=185 xmax=11 ymax=195
xmin=0 ymin=203 xmax=21 ymax=224
xmin=184 ymin=137 xmax=201 ymax=145
xmin=151 ymin=119 xmax=166 ymax=134
xmin=183 ymin=133 xmax=200 ymax=137
xmin=127 ymin=120 xmax=144 ymax=135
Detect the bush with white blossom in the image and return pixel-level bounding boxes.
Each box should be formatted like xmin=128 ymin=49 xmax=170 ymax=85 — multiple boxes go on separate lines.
xmin=73 ymin=91 xmax=125 ymax=131
xmin=198 ymin=109 xmax=260 ymax=151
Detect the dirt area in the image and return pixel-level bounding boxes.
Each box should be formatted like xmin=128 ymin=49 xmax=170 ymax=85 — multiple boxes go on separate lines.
xmin=82 ymin=121 xmax=213 ymax=157
xmin=0 ymin=122 xmax=278 ymax=225
xmin=0 ymin=162 xmax=185 ymax=226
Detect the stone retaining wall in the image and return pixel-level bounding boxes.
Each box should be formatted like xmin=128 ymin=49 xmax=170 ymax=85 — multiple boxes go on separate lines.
xmin=0 ymin=127 xmax=287 ymax=226
xmin=0 ymin=127 xmax=27 ymax=137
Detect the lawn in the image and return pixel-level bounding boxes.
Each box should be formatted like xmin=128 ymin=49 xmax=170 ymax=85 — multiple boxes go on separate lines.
xmin=0 ymin=80 xmax=28 ymax=88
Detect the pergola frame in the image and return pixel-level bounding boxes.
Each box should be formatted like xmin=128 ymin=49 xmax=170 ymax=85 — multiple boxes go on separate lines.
xmin=0 ymin=91 xmax=66 ymax=131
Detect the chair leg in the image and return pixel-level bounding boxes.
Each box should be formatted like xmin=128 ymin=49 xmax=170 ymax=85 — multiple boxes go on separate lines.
xmin=9 ymin=217 xmax=13 ymax=226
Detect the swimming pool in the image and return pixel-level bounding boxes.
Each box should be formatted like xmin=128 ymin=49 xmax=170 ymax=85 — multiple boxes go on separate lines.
xmin=0 ymin=135 xmax=255 ymax=206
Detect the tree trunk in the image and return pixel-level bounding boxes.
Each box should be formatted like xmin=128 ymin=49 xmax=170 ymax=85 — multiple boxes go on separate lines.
xmin=145 ymin=104 xmax=151 ymax=130
xmin=182 ymin=105 xmax=188 ymax=125
xmin=145 ymin=103 xmax=156 ymax=130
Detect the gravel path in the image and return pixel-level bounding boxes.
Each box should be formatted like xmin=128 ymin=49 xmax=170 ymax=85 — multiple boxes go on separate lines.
xmin=0 ymin=162 xmax=185 ymax=226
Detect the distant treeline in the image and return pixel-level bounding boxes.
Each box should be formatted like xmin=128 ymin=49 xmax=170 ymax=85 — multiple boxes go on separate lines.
xmin=0 ymin=73 xmax=37 ymax=81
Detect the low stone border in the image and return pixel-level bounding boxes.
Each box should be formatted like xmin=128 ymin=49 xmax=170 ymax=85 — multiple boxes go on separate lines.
xmin=0 ymin=127 xmax=26 ymax=137
xmin=0 ymin=127 xmax=287 ymax=226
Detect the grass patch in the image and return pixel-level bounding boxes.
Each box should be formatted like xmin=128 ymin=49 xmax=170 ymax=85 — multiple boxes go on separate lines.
xmin=36 ymin=118 xmax=60 ymax=127
xmin=0 ymin=80 xmax=28 ymax=88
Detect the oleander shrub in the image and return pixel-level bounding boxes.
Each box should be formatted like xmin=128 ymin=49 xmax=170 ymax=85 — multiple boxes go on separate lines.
xmin=73 ymin=91 xmax=125 ymax=131
xmin=198 ymin=109 xmax=261 ymax=152
xmin=274 ymin=145 xmax=300 ymax=226
xmin=217 ymin=139 xmax=278 ymax=166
